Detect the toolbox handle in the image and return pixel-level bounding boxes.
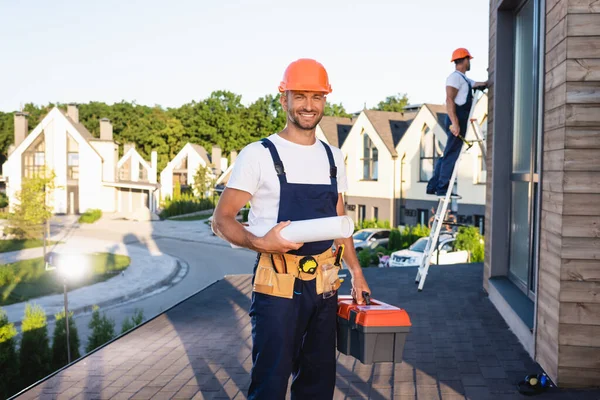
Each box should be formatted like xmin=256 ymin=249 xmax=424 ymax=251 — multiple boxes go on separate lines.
xmin=362 ymin=291 xmax=371 ymax=306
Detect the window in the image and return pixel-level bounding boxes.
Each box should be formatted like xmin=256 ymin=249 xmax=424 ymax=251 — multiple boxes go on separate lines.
xmin=373 ymin=207 xmax=379 ymax=221
xmin=474 ymin=215 xmax=485 ymax=235
xmin=23 ymin=134 xmax=46 ymax=178
xmin=138 ymin=162 xmax=148 ymax=181
xmin=67 ymin=152 xmax=79 ymax=180
xmin=417 ymin=209 xmax=429 ymax=226
xmin=475 ymin=117 xmax=488 ymax=184
xmin=358 ymin=205 xmax=366 ymax=222
xmin=362 ymin=134 xmax=378 ymax=180
xmin=420 ymin=125 xmax=444 ymax=181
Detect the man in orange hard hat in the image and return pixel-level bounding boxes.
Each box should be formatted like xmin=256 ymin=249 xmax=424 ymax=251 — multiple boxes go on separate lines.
xmin=427 ymin=48 xmax=488 ymax=198
xmin=213 ymin=58 xmax=371 ymax=399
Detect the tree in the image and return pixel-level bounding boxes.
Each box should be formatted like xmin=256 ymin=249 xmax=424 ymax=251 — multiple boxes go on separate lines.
xmin=86 ymin=306 xmax=115 ymax=353
xmin=192 ymin=164 xmax=216 ymax=199
xmin=120 ymin=309 xmax=144 ymax=334
xmin=173 ymin=180 xmax=182 ymax=200
xmin=455 ymin=226 xmax=485 ymax=262
xmin=51 ymin=311 xmax=81 ymax=370
xmin=374 ymin=93 xmax=410 ymax=113
xmin=0 ymin=308 xmax=19 ymax=399
xmin=324 ymin=102 xmax=352 ymax=118
xmin=19 ymin=303 xmax=51 ymax=388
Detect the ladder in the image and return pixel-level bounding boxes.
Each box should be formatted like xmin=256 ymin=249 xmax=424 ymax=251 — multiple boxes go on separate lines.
xmin=414 ymin=87 xmax=487 ymax=292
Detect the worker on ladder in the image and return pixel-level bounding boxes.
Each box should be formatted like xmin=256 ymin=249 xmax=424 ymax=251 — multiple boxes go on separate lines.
xmin=427 ymin=48 xmax=488 ymax=198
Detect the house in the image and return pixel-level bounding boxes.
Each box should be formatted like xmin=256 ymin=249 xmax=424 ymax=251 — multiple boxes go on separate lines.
xmin=159 ymin=143 xmax=229 ymax=200
xmin=341 ymin=101 xmax=487 ymax=229
xmin=484 ymin=0 xmax=600 ymax=387
xmin=1 ymin=104 xmax=159 ymax=216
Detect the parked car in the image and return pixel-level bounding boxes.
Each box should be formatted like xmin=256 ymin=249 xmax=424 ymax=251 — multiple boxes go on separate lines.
xmin=353 ymin=229 xmax=390 ymax=252
xmin=388 ymin=234 xmax=469 ymax=268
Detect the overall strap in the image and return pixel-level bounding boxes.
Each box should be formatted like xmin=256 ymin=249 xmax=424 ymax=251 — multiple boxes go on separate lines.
xmin=319 ymin=140 xmax=337 ymax=186
xmin=455 ymin=71 xmax=472 ymax=89
xmin=260 ymin=138 xmax=287 ymax=185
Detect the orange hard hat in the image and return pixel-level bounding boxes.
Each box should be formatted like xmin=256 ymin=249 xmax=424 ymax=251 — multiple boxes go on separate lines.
xmin=278 ymin=58 xmax=332 ymax=94
xmin=451 ymin=48 xmax=473 ymax=62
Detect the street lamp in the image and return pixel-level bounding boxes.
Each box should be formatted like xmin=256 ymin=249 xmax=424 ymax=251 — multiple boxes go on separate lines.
xmin=45 ymin=252 xmax=89 ymax=364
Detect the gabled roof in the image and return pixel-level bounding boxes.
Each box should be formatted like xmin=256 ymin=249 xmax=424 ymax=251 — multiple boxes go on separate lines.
xmin=189 ymin=143 xmax=211 ymax=165
xmin=424 ymin=104 xmax=448 ymax=127
xmin=318 ymin=116 xmax=354 ymax=148
xmin=117 ymin=147 xmax=153 ymax=172
xmin=58 ymin=109 xmax=94 ymax=140
xmin=363 ymin=110 xmax=418 ymax=156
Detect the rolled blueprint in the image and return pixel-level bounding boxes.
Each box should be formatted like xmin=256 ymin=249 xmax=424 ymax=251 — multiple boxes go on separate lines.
xmin=229 ymin=216 xmax=354 ymax=248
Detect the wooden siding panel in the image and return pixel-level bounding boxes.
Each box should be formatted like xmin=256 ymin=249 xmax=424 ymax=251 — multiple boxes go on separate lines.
xmin=567 ymin=14 xmax=600 ymax=36
xmin=566 ymin=104 xmax=600 ymax=126
xmin=566 ymin=82 xmax=600 ymax=103
xmin=564 ymin=149 xmax=600 ymax=171
xmin=565 ymin=127 xmax=600 ymax=148
xmin=562 ymin=215 xmax=600 ymax=237
xmin=546 ymin=83 xmax=568 ymax=111
xmin=567 ymin=59 xmax=600 ymax=81
xmin=540 ymin=227 xmax=563 ymax=257
xmin=542 ymin=190 xmax=564 ymax=214
xmin=564 ymin=171 xmax=600 ymax=193
xmin=568 ymin=0 xmax=600 ymax=13
xmin=542 ymin=210 xmax=564 ymax=236
xmin=544 ymin=127 xmax=566 ymax=151
xmin=563 ymin=193 xmax=600 ymax=215
xmin=560 ymin=281 xmax=600 ymax=303
xmin=543 ymin=171 xmax=565 ymax=192
xmin=560 ymin=302 xmax=600 ymax=325
xmin=557 ymin=367 xmax=600 ymax=388
xmin=567 ymin=37 xmax=600 ymax=58
xmin=560 ymin=324 xmax=600 ymax=346
xmin=547 ymin=38 xmax=568 ymax=72
xmin=544 ymin=105 xmax=566 ymax=130
xmin=562 ymin=237 xmax=600 ymax=259
xmin=561 ymin=259 xmax=600 ymax=282
xmin=559 ymin=345 xmax=600 ymax=368
xmin=543 ymin=149 xmax=565 ymax=171
xmin=546 ymin=61 xmax=567 ymax=90
xmin=547 ymin=0 xmax=568 ymax=33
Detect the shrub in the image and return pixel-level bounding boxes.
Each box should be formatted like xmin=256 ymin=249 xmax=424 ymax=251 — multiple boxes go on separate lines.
xmin=399 ymin=224 xmax=431 ymax=250
xmin=388 ymin=229 xmax=402 ymax=252
xmin=120 ymin=308 xmax=144 ymax=334
xmin=159 ymin=193 xmax=214 ymax=219
xmin=78 ymin=209 xmax=102 ymax=224
xmin=51 ymin=311 xmax=81 ymax=370
xmin=354 ymin=218 xmax=391 ymax=231
xmin=19 ymin=303 xmax=51 ymax=388
xmin=86 ymin=306 xmax=115 ymax=353
xmin=173 ymin=180 xmax=181 ymax=199
xmin=358 ymin=249 xmax=373 ymax=268
xmin=455 ymin=226 xmax=485 ymax=262
xmin=0 ymin=308 xmax=19 ymax=399
xmin=0 ymin=192 xmax=8 ymax=209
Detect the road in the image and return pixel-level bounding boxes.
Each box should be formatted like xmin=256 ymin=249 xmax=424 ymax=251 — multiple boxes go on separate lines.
xmin=46 ymin=235 xmax=257 ymax=356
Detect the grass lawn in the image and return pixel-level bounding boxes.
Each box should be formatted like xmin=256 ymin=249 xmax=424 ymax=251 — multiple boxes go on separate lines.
xmin=0 ymin=239 xmax=59 ymax=253
xmin=169 ymin=214 xmax=211 ymax=221
xmin=0 ymin=252 xmax=130 ymax=306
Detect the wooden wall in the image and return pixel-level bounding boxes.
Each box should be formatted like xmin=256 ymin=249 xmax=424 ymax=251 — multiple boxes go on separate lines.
xmin=543 ymin=0 xmax=600 ymax=387
xmin=486 ymin=0 xmax=600 ymax=387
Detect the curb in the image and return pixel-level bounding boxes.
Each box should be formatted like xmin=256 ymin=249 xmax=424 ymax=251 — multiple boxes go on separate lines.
xmin=11 ymin=256 xmax=184 ymax=327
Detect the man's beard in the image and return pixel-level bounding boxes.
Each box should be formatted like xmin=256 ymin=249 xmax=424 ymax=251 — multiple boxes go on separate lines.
xmin=288 ymin=109 xmax=323 ymax=131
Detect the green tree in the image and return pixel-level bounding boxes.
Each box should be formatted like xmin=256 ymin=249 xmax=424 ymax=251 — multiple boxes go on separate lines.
xmin=324 ymin=102 xmax=352 ymax=118
xmin=455 ymin=226 xmax=485 ymax=262
xmin=86 ymin=306 xmax=115 ymax=353
xmin=51 ymin=311 xmax=81 ymax=370
xmin=193 ymin=164 xmax=216 ymax=199
xmin=120 ymin=309 xmax=144 ymax=334
xmin=173 ymin=180 xmax=182 ymax=200
xmin=0 ymin=308 xmax=19 ymax=399
xmin=374 ymin=93 xmax=410 ymax=113
xmin=19 ymin=303 xmax=51 ymax=387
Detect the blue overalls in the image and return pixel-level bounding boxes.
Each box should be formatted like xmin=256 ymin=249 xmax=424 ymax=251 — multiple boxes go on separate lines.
xmin=247 ymin=138 xmax=339 ymax=400
xmin=427 ymin=72 xmax=473 ymax=196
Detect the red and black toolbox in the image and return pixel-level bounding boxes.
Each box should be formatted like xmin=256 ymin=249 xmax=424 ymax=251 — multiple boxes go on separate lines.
xmin=337 ymin=294 xmax=411 ymax=364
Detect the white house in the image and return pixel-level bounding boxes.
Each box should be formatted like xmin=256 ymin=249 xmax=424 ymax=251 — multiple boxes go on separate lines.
xmin=159 ymin=143 xmax=229 ymax=200
xmin=2 ymin=104 xmax=159 ymax=217
xmin=341 ymin=98 xmax=488 ymax=229
xmin=341 ymin=109 xmax=418 ymax=226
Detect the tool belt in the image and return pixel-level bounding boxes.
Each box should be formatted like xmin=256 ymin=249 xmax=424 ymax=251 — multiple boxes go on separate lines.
xmin=253 ymin=248 xmax=341 ymax=299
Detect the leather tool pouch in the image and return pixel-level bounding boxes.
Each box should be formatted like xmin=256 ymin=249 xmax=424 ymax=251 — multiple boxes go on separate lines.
xmin=253 ymin=255 xmax=296 ymax=299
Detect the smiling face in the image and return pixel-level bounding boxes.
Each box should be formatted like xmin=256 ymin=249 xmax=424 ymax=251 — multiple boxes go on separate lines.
xmin=281 ymin=90 xmax=326 ymax=131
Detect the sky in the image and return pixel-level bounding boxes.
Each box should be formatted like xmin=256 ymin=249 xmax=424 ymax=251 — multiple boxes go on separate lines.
xmin=0 ymin=0 xmax=490 ymax=114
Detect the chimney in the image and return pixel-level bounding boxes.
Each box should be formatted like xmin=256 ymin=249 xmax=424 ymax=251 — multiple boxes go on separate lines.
xmin=14 ymin=112 xmax=28 ymax=148
xmin=67 ymin=103 xmax=79 ymax=124
xmin=230 ymin=150 xmax=238 ymax=165
xmin=211 ymin=145 xmax=222 ymax=176
xmin=100 ymin=118 xmax=113 ymax=141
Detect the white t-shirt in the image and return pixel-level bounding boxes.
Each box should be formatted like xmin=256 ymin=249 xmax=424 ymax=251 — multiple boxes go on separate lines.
xmin=446 ymin=71 xmax=476 ymax=106
xmin=226 ymin=133 xmax=348 ymax=228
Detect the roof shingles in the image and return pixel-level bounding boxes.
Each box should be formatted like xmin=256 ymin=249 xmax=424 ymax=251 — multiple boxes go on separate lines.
xmin=363 ymin=110 xmax=418 ymax=156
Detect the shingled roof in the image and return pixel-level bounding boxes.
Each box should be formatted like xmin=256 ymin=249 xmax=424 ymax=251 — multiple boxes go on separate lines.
xmin=363 ymin=110 xmax=418 ymax=156
xmin=189 ymin=143 xmax=211 ymax=165
xmin=318 ymin=116 xmax=354 ymax=148
xmin=58 ymin=109 xmax=95 ymax=140
xmin=424 ymin=104 xmax=449 ymax=127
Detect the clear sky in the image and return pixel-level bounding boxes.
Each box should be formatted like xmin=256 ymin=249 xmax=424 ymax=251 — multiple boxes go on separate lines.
xmin=0 ymin=0 xmax=490 ymax=113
